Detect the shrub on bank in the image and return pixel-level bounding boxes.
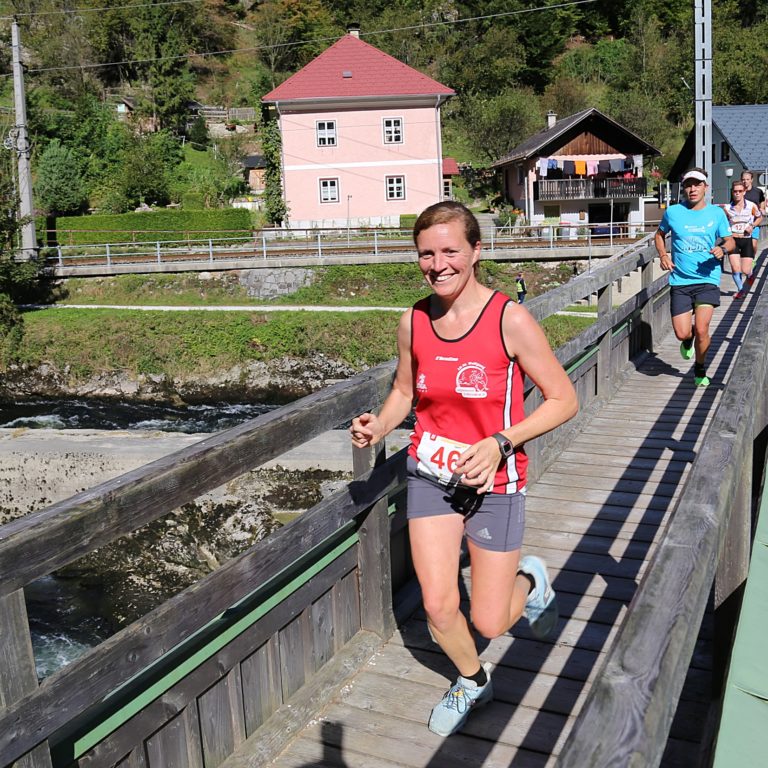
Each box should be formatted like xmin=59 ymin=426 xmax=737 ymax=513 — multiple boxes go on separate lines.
xmin=55 ymin=209 xmax=253 ymax=246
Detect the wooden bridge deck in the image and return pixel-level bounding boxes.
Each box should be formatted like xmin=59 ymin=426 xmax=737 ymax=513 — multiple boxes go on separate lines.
xmin=264 ymin=271 xmax=759 ymax=768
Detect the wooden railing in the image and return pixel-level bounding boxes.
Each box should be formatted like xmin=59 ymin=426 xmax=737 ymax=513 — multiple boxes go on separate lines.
xmin=557 ymin=273 xmax=768 ymax=766
xmin=0 ymin=235 xmax=677 ymax=767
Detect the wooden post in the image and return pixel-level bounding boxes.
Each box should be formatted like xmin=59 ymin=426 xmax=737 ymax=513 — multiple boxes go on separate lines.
xmin=713 ymin=450 xmax=752 ymax=695
xmin=353 ymin=439 xmax=396 ymax=640
xmin=596 ymin=283 xmax=613 ymax=397
xmin=0 ymin=590 xmax=53 ymax=768
xmin=640 ymin=258 xmax=654 ymax=353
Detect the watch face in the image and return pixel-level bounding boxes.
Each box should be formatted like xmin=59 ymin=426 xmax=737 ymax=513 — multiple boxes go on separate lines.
xmin=494 ymin=434 xmax=512 ymax=457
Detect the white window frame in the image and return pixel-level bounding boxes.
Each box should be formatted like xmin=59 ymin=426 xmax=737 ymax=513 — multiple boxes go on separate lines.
xmin=443 ymin=178 xmax=453 ymax=200
xmin=383 ymin=117 xmax=404 ymax=144
xmin=316 ymin=120 xmax=337 ymax=147
xmin=319 ymin=177 xmax=340 ymax=203
xmin=385 ymin=175 xmax=406 ymax=201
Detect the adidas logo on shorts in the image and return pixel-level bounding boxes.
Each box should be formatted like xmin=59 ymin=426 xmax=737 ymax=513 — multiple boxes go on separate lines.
xmin=476 ymin=527 xmax=493 ymax=541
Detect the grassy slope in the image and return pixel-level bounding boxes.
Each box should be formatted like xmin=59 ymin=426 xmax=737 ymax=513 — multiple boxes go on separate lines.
xmin=19 ymin=263 xmax=593 ymax=382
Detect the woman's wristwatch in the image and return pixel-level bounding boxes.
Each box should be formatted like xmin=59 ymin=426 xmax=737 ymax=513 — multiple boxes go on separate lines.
xmin=491 ymin=432 xmax=515 ymax=458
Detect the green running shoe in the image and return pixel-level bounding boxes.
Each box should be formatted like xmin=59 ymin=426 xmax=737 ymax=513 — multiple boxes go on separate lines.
xmin=694 ymin=374 xmax=710 ymax=387
xmin=680 ymin=339 xmax=694 ymax=360
xmin=694 ymin=364 xmax=709 ymax=387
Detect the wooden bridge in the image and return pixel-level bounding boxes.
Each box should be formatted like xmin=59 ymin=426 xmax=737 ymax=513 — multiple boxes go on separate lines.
xmin=1 ymin=235 xmax=765 ymax=768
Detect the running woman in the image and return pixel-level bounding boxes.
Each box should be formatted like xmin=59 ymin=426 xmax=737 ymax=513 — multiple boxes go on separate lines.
xmin=350 ymin=202 xmax=577 ymax=737
xmin=721 ymin=179 xmax=762 ymax=298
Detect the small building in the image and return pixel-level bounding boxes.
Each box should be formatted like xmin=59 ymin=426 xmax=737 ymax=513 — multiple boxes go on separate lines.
xmin=243 ymin=154 xmax=267 ymax=193
xmin=262 ymin=29 xmax=455 ymax=229
xmin=112 ymin=96 xmax=160 ymax=133
xmin=668 ymin=104 xmax=768 ymax=203
xmin=492 ymin=108 xmax=660 ymax=235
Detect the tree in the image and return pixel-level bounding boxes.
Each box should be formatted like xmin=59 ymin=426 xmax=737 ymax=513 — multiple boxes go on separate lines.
xmin=35 ymin=140 xmax=88 ymax=216
xmin=187 ymin=116 xmax=210 ymax=149
xmin=712 ymin=0 xmax=768 ymax=104
xmin=458 ymin=88 xmax=542 ymax=163
xmin=92 ymin=130 xmax=183 ymax=212
xmin=0 ymin=177 xmax=42 ymax=366
xmin=248 ymin=0 xmax=343 ymax=87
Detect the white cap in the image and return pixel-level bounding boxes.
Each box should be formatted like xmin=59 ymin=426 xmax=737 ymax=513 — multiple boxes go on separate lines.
xmin=681 ymin=170 xmax=708 ymax=184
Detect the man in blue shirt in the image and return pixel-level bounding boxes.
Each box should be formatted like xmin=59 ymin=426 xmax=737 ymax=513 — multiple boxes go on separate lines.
xmin=654 ymin=168 xmax=735 ymax=387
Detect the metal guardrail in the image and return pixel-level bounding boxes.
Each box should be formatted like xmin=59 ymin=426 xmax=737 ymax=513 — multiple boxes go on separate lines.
xmin=42 ymin=223 xmax=659 ymax=271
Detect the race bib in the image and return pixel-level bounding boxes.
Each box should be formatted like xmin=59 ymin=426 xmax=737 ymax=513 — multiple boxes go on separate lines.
xmin=415 ymin=432 xmax=471 ymax=488
xmin=732 ymin=221 xmax=747 ymax=235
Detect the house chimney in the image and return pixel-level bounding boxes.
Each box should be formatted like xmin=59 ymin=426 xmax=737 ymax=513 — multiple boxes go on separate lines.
xmin=347 ymin=23 xmax=360 ymax=38
xmin=546 ymin=111 xmax=557 ymax=129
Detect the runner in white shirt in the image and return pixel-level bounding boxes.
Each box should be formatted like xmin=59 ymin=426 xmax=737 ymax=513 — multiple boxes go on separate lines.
xmin=721 ymin=180 xmax=763 ymax=298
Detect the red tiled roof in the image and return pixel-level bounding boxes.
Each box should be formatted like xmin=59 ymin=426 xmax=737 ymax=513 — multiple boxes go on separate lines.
xmin=263 ymin=35 xmax=455 ymax=102
xmin=442 ymin=157 xmax=460 ymax=175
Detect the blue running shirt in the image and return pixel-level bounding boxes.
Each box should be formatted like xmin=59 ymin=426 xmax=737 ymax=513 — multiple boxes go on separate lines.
xmin=658 ymin=203 xmax=732 ymax=286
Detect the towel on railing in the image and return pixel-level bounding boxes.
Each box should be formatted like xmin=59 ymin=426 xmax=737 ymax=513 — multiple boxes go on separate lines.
xmin=539 ymin=158 xmax=549 ymax=177
xmin=598 ymin=159 xmax=611 ymax=173
xmin=574 ymin=160 xmax=587 ymax=176
xmin=563 ymin=160 xmax=576 ymax=175
xmin=587 ymin=160 xmax=598 ymax=176
xmin=548 ymin=158 xmax=559 ymax=170
xmin=609 ymin=158 xmax=623 ymax=172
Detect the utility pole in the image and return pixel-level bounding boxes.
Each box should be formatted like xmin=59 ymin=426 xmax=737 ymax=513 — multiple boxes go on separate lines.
xmin=11 ymin=19 xmax=37 ymax=259
xmin=694 ymin=0 xmax=712 ymax=201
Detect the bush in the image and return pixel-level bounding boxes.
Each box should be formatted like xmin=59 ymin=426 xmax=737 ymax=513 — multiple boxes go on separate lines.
xmin=181 ymin=193 xmax=206 ymax=209
xmin=400 ymin=214 xmax=418 ymax=231
xmin=55 ymin=209 xmax=253 ymax=245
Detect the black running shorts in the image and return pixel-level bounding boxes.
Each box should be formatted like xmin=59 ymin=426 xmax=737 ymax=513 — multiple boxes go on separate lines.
xmin=669 ymin=283 xmax=721 ymax=317
xmin=733 ymin=237 xmax=756 ymax=261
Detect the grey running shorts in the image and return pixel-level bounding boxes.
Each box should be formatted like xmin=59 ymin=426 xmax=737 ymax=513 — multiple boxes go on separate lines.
xmin=669 ymin=283 xmax=721 ymax=316
xmin=406 ymin=456 xmax=525 ymax=553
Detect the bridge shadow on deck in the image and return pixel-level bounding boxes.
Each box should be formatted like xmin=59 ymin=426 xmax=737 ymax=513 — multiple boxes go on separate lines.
xmin=394 ymin=269 xmax=762 ymax=767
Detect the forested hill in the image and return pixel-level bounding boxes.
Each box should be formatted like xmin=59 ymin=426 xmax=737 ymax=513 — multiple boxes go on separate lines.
xmin=1 ymin=0 xmax=766 ymax=190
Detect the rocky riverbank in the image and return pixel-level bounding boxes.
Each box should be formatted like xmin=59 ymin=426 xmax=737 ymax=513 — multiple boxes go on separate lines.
xmin=2 ymin=427 xmax=353 ymax=627
xmin=0 ymin=353 xmax=359 ymax=405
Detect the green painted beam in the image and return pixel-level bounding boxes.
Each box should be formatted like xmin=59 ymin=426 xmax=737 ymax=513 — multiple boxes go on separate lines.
xmin=65 ymin=527 xmax=359 ymax=760
xmin=712 ymin=458 xmax=768 ymax=766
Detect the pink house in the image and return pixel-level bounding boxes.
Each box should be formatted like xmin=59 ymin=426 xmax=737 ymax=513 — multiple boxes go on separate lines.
xmin=262 ymin=30 xmax=455 ymax=229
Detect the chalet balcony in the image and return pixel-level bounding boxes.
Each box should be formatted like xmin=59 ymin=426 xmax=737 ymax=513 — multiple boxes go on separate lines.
xmin=535 ymin=177 xmax=648 ymax=201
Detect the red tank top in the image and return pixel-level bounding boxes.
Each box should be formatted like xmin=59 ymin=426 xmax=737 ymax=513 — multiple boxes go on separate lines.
xmin=408 ymin=290 xmax=528 ymax=494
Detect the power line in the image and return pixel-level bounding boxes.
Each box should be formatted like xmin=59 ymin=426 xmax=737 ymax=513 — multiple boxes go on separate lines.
xmin=0 ymin=0 xmax=596 ymax=78
xmin=0 ymin=0 xmax=203 ymax=21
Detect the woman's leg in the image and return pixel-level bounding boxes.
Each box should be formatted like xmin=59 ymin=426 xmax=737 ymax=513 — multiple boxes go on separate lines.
xmin=728 ymin=252 xmax=744 ymax=292
xmin=409 ymin=515 xmax=480 ymax=677
xmin=466 ymin=541 xmax=530 ymax=639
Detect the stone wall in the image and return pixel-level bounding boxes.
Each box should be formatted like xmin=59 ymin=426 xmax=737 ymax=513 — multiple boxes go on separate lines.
xmin=238 ymin=266 xmax=315 ymax=299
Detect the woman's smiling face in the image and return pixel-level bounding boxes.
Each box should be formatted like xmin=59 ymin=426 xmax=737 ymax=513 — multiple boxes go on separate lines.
xmin=416 ymin=220 xmax=482 ymax=300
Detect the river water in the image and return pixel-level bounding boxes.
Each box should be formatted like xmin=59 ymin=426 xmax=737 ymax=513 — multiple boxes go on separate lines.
xmin=0 ymin=397 xmax=274 ymax=432
xmin=2 ymin=396 xmax=276 ymax=679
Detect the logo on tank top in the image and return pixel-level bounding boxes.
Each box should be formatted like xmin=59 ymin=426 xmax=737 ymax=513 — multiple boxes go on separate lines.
xmin=416 ymin=373 xmax=427 ymax=392
xmin=455 ymin=362 xmax=488 ymax=399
